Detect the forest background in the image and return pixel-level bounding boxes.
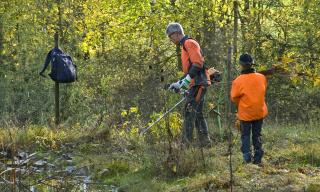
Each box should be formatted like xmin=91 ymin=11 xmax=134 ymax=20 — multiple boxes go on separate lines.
xmin=0 ymin=0 xmax=320 ymax=191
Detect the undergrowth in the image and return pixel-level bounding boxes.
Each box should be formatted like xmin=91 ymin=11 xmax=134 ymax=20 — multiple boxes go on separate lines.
xmin=0 ymin=122 xmax=319 ymax=191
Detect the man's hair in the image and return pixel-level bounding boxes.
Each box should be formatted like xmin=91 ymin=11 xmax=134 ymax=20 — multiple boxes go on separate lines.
xmin=166 ymin=22 xmax=184 ymax=36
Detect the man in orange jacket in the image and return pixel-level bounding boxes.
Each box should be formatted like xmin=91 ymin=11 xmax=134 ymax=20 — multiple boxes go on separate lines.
xmin=231 ymin=53 xmax=268 ymax=164
xmin=166 ymin=22 xmax=211 ymax=147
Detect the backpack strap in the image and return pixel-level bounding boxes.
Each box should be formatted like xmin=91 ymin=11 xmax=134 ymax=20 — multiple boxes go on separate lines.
xmin=40 ymin=48 xmax=64 ymax=74
xmin=181 ymin=37 xmax=205 ymax=57
xmin=181 ymin=37 xmax=208 ymax=70
xmin=39 ymin=49 xmax=53 ymax=74
xmin=180 ymin=36 xmax=192 ymax=53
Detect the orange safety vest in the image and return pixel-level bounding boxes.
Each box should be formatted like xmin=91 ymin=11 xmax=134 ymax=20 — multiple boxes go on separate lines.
xmin=180 ymin=38 xmax=211 ymax=87
xmin=231 ymin=72 xmax=268 ymax=121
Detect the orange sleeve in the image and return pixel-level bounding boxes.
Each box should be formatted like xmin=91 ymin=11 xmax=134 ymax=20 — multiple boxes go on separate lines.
xmin=184 ymin=40 xmax=204 ymax=68
xmin=231 ymin=80 xmax=241 ymax=105
xmin=264 ymin=75 xmax=268 ymax=87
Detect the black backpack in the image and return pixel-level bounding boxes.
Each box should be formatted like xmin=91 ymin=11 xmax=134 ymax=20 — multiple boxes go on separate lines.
xmin=40 ymin=48 xmax=77 ymax=83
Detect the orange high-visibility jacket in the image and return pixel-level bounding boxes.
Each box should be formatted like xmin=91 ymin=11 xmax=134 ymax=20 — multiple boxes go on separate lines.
xmin=181 ymin=39 xmax=211 ymax=87
xmin=231 ymin=72 xmax=268 ymax=121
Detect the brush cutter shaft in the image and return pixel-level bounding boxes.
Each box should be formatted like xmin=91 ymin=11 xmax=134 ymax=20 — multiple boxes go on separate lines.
xmin=140 ymin=97 xmax=186 ymax=135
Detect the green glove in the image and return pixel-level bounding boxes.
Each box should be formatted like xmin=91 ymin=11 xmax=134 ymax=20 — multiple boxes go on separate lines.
xmin=179 ymin=74 xmax=191 ymax=90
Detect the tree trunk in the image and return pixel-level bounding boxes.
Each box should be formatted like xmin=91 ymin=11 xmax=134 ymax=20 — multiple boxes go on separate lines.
xmin=233 ymin=0 xmax=239 ymax=63
xmin=241 ymin=0 xmax=250 ymax=52
xmin=0 ymin=15 xmax=3 ymax=67
xmin=202 ymin=0 xmax=217 ymax=68
xmin=254 ymin=0 xmax=263 ymax=61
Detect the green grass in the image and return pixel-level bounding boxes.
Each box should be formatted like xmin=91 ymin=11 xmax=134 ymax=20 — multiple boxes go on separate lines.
xmin=100 ymin=122 xmax=320 ymax=192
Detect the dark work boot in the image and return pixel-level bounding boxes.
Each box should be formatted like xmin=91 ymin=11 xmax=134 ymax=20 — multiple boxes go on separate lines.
xmin=253 ymin=150 xmax=264 ymax=165
xmin=243 ymin=152 xmax=252 ymax=164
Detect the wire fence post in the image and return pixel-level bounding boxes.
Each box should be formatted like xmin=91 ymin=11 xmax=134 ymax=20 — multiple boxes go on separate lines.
xmin=54 ymin=0 xmax=63 ymax=127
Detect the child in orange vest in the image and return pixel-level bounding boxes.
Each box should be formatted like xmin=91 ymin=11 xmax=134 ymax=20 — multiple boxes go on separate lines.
xmin=231 ymin=53 xmax=268 ymax=164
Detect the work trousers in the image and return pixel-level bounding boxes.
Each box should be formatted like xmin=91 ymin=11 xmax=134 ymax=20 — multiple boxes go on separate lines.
xmin=182 ymin=86 xmax=210 ymax=146
xmin=240 ymin=119 xmax=264 ymax=164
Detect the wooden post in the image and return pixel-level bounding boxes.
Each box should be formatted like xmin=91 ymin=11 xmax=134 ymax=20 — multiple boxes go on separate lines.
xmin=227 ymin=46 xmax=233 ymax=192
xmin=226 ymin=46 xmax=233 ymax=130
xmin=225 ymin=47 xmax=232 ymax=126
xmin=54 ymin=33 xmax=60 ymax=127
